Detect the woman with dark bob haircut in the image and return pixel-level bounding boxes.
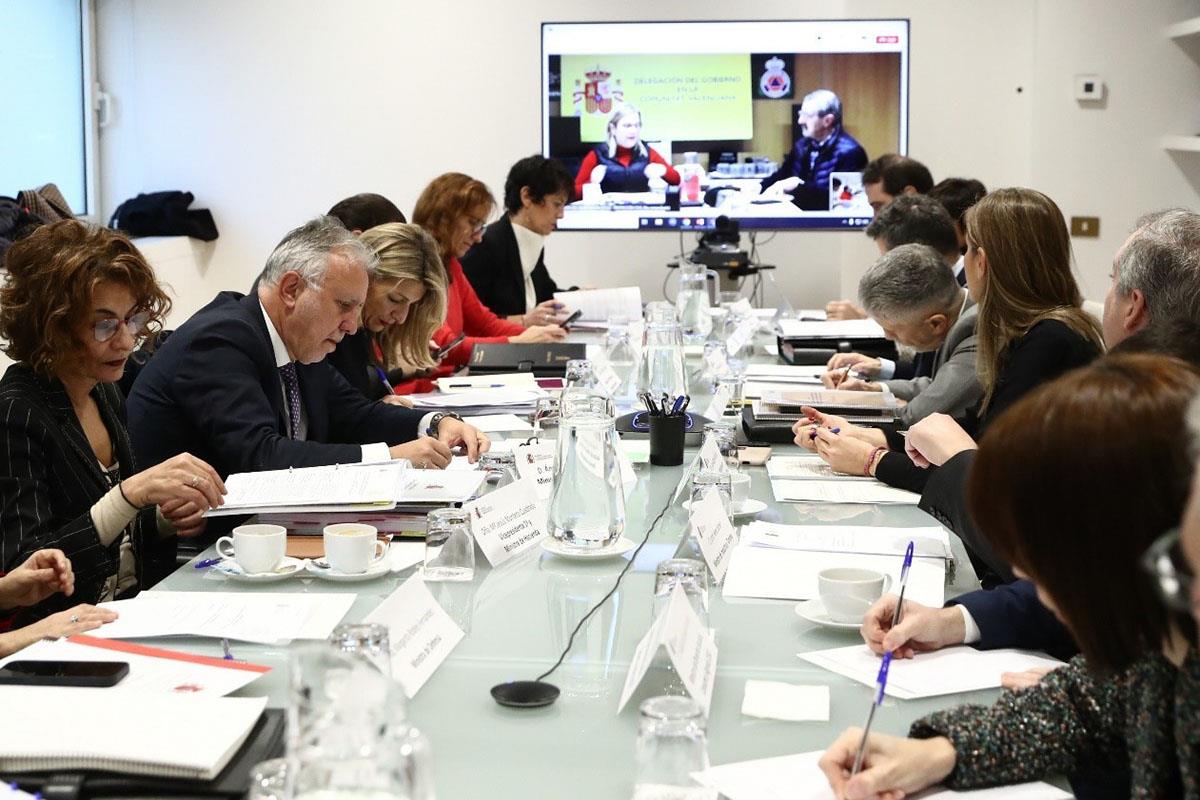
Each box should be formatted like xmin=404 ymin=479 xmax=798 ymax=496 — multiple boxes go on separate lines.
xmin=818 ymin=353 xmax=1199 ymax=799
xmin=0 ymin=221 xmax=225 ymax=620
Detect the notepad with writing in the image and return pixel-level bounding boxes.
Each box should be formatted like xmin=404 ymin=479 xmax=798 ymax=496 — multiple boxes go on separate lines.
xmin=0 ymin=691 xmax=267 ymax=780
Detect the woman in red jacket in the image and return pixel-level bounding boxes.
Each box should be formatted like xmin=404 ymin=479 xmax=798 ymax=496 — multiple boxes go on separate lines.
xmin=397 ymin=173 xmax=564 ymax=393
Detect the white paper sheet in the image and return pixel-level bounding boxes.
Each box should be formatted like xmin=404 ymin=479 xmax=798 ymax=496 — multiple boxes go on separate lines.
xmin=93 ymin=591 xmax=356 ymax=644
xmin=435 ymin=373 xmax=538 ymax=392
xmin=741 ymin=521 xmax=952 ymax=559
xmin=462 ymin=414 xmax=534 ymax=433
xmin=767 ymin=456 xmax=875 ymax=482
xmin=694 ymin=751 xmax=1072 ymax=800
xmin=389 ymin=540 xmax=426 ymax=573
xmin=554 ymin=286 xmax=643 ymax=322
xmin=741 ymin=680 xmax=829 ymax=722
xmin=771 ymin=480 xmax=920 ymax=505
xmin=744 ymin=364 xmax=827 ymax=380
xmin=363 ymin=575 xmax=465 ymax=698
xmin=777 ymin=318 xmax=886 ymax=339
xmin=722 ymin=545 xmax=946 ymax=606
xmin=0 ymin=636 xmax=271 ymax=696
xmin=209 ymin=460 xmax=405 ymax=515
xmin=403 ymin=388 xmax=546 ymax=408
xmin=398 ymin=470 xmax=486 ymax=503
xmin=798 ymin=645 xmax=1065 ymax=699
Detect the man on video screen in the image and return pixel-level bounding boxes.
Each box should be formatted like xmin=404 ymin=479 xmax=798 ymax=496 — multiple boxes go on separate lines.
xmin=760 ymin=89 xmax=868 ymax=211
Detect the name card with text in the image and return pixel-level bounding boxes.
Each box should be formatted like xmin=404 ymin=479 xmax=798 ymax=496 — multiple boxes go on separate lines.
xmin=514 ymin=441 xmax=556 ymax=500
xmin=690 ymin=489 xmax=738 ymax=583
xmin=704 ymin=384 xmax=731 ymax=421
xmin=618 ymin=584 xmax=718 ymax=715
xmin=464 ymin=477 xmax=548 ymax=566
xmin=364 ymin=576 xmax=464 ymax=698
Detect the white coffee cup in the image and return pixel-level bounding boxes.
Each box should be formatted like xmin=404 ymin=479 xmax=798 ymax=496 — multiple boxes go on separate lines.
xmin=729 ymin=472 xmax=751 ymax=510
xmin=323 ymin=523 xmax=387 ymax=574
xmin=216 ymin=524 xmax=287 ymax=574
xmin=817 ymin=567 xmax=893 ymax=624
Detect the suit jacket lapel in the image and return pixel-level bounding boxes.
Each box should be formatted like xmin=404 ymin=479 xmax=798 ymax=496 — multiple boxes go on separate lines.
xmin=36 ymin=375 xmax=108 ymax=491
xmin=240 ymin=293 xmax=292 ymax=436
xmin=498 ymin=217 xmax=525 ymax=307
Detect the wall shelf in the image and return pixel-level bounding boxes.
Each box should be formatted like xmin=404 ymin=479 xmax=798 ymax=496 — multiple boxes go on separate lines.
xmin=1166 ymin=16 xmax=1200 ymax=38
xmin=1162 ymin=135 xmax=1200 ymax=152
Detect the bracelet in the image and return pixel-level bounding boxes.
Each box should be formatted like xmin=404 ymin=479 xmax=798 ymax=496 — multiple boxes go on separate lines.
xmin=864 ymin=446 xmax=887 ymax=477
xmin=117 ymin=481 xmax=140 ymax=511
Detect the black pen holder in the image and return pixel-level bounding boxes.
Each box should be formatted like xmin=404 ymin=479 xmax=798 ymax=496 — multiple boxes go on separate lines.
xmin=649 ymin=414 xmax=686 ymax=466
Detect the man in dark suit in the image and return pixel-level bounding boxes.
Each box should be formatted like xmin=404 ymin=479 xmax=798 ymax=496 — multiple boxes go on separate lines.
xmin=127 ymin=217 xmax=488 ymax=478
xmin=461 ymin=155 xmax=575 ymax=327
xmin=759 ymin=89 xmax=868 ymax=211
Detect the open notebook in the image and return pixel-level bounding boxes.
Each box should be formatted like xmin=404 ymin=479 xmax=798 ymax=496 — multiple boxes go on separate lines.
xmin=0 ymin=690 xmax=266 ymax=780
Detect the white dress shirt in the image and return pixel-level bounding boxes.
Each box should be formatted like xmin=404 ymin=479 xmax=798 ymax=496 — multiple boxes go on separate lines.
xmin=510 ymin=219 xmax=547 ymax=311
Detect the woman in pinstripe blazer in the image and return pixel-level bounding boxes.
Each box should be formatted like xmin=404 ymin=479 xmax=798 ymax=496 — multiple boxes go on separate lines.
xmin=0 ymin=221 xmax=225 ymax=622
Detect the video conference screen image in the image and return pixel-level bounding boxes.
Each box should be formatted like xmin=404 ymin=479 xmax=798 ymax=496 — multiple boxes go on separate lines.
xmin=541 ymin=20 xmax=910 ymax=232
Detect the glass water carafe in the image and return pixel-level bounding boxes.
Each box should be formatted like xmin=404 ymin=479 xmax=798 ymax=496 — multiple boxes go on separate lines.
xmin=547 ymin=392 xmax=626 ymax=550
xmin=636 ymin=302 xmax=688 ymax=400
xmin=675 ymin=260 xmax=714 ymax=344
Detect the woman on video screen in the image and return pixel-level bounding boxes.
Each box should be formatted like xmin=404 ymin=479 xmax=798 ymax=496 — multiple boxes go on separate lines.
xmin=573 ymin=103 xmax=680 ymax=198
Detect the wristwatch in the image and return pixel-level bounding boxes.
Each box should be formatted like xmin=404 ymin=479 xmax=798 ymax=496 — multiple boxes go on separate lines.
xmin=426 ymin=411 xmax=462 ymax=438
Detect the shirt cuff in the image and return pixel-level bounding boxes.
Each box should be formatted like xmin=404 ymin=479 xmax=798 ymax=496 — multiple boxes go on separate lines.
xmin=957 ymin=604 xmax=982 ymax=644
xmin=89 ymin=485 xmax=141 ymax=546
xmin=878 ymin=358 xmax=896 ymax=380
xmin=418 ymin=412 xmax=437 ymax=437
xmin=360 ymin=442 xmax=392 ymax=463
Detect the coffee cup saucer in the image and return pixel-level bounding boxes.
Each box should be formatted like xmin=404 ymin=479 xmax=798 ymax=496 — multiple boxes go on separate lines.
xmin=794 ymin=598 xmax=861 ymax=630
xmin=540 ymin=536 xmax=637 ymax=560
xmin=212 ymin=556 xmax=305 ymax=583
xmin=306 ymin=557 xmax=392 ymax=582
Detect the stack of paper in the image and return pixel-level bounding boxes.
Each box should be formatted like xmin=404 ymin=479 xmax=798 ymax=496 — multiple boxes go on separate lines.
xmin=0 ymin=635 xmax=270 ymax=695
xmin=694 ymin=751 xmax=1072 ymax=800
xmin=770 ymin=479 xmax=920 ymax=505
xmin=206 ymin=460 xmax=406 ymax=516
xmin=93 ymin=591 xmax=356 ymax=644
xmin=397 ymin=469 xmax=486 ymax=509
xmin=798 ymin=644 xmax=1064 ymax=699
xmin=778 ymin=318 xmax=886 ymax=339
xmin=435 ymin=373 xmax=538 ymax=393
xmin=767 ymin=455 xmax=875 ymax=482
xmin=461 ymin=413 xmax=534 ymax=433
xmin=0 ymin=690 xmax=268 ymax=780
xmin=755 ymin=388 xmax=897 ymax=423
xmin=401 ymin=388 xmax=547 ymax=417
xmin=722 ymin=543 xmax=946 ymax=605
xmin=741 ymin=521 xmax=953 ymax=560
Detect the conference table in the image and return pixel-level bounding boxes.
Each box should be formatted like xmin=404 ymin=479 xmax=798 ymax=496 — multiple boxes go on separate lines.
xmin=153 ymin=334 xmax=1001 ymax=799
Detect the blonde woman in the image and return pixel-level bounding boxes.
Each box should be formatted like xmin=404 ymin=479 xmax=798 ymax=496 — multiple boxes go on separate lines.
xmin=326 ymin=223 xmax=447 ymax=402
xmin=573 ymin=103 xmax=680 ymax=198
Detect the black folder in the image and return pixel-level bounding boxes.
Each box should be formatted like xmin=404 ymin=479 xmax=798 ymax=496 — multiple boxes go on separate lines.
xmin=468 ymin=342 xmax=587 ymax=376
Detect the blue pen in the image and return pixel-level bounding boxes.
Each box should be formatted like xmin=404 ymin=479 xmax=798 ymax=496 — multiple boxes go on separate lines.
xmin=890 ymin=541 xmax=916 ymax=629
xmin=851 ymin=651 xmax=892 ymax=776
xmin=373 ymin=365 xmax=395 ymax=395
xmin=808 ymin=425 xmax=841 ymax=440
xmin=194 ymin=557 xmax=223 ymax=569
xmin=670 ymin=395 xmax=687 ymax=416
xmin=221 ymin=638 xmax=234 ymax=661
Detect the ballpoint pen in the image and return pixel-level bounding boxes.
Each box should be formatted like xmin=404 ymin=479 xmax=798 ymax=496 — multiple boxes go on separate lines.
xmin=670 ymin=395 xmax=687 ymax=415
xmin=194 ymin=557 xmax=223 ymax=569
xmin=221 ymin=638 xmax=234 ymax=661
xmin=851 ymin=651 xmax=892 ymax=776
xmin=890 ymin=540 xmax=916 ymax=630
xmin=373 ymin=365 xmax=395 ymax=395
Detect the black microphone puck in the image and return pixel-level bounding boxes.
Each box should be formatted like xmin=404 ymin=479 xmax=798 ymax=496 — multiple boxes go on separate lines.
xmin=490 ymin=680 xmax=560 ymax=708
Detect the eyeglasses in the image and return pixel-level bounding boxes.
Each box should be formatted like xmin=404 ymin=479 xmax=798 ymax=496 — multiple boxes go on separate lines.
xmin=1140 ymin=527 xmax=1196 ymax=613
xmin=93 ymin=310 xmax=151 ymax=343
xmin=467 ymin=217 xmax=487 ymax=234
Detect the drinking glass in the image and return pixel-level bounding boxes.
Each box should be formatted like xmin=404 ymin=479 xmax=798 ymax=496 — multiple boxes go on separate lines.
xmin=479 ymin=451 xmax=519 ymax=489
xmin=564 ymin=358 xmax=596 ymax=390
xmin=652 ymin=558 xmax=709 ymax=622
xmin=532 ymin=395 xmax=560 ymax=436
xmin=422 ymin=508 xmax=474 ymax=581
xmin=716 ymin=375 xmax=745 ymax=415
xmin=247 ymin=757 xmax=293 ymax=800
xmin=633 ymin=696 xmax=713 ymax=800
xmin=328 ymin=622 xmax=391 ymax=676
xmin=702 ymin=422 xmax=740 ymax=471
xmin=690 ymin=470 xmax=732 ymax=517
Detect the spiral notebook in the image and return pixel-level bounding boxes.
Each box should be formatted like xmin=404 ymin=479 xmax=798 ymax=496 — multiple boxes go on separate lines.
xmin=0 ymin=690 xmax=267 ymax=780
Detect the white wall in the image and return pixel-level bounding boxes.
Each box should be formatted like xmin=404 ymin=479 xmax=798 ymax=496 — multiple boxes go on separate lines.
xmin=96 ymin=0 xmax=1200 ymax=328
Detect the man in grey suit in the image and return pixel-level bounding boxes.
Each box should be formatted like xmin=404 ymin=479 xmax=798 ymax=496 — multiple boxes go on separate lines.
xmin=822 ymin=244 xmax=980 ymax=426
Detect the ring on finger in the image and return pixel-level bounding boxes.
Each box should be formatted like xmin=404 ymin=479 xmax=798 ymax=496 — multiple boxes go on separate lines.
xmin=69 ymin=614 xmax=79 ymax=623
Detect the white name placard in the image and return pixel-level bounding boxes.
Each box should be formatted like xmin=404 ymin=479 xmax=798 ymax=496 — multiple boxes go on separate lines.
xmin=514 ymin=441 xmax=556 ymax=500
xmin=463 ymin=477 xmax=548 ymax=566
xmin=618 ymin=584 xmax=718 ymax=715
xmin=363 ymin=575 xmax=464 ymax=698
xmin=690 ymin=489 xmax=738 ymax=583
